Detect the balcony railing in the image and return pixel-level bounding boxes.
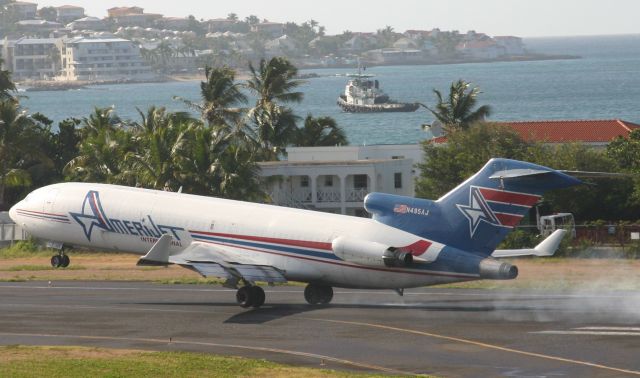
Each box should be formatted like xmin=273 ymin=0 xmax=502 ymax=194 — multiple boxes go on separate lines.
xmin=346 ymin=188 xmax=368 ymax=202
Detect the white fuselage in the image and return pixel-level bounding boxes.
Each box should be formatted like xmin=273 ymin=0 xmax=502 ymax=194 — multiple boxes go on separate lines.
xmin=9 ymin=183 xmax=476 ymax=289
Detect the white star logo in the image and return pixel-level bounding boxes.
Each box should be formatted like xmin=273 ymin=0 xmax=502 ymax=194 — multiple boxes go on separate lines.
xmin=70 ymin=191 xmax=112 ymax=241
xmin=456 ymin=187 xmax=501 ymax=237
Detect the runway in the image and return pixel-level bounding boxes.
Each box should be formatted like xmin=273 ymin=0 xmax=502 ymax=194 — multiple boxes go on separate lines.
xmin=1 ymin=281 xmax=639 ymax=377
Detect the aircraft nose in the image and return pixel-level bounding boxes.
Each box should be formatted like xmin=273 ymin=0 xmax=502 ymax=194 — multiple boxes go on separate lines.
xmin=8 ymin=201 xmax=20 ymax=223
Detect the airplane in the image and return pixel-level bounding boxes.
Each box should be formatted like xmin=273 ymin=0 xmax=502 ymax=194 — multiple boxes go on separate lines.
xmin=8 ymin=158 xmax=581 ymax=308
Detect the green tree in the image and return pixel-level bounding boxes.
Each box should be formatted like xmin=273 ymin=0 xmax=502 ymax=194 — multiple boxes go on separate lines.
xmin=123 ymin=107 xmax=193 ymax=190
xmin=250 ymin=103 xmax=298 ymax=160
xmin=540 ymin=143 xmax=637 ymax=221
xmin=415 ymin=123 xmax=539 ymax=199
xmin=607 ymin=129 xmax=640 ymax=173
xmin=176 ymin=66 xmax=247 ymax=129
xmin=0 ymin=58 xmax=16 ymax=102
xmin=422 ymin=79 xmax=492 ymax=131
xmin=432 ymin=31 xmax=463 ymax=58
xmin=37 ymin=6 xmax=57 ymax=22
xmin=0 ymin=101 xmax=37 ymax=209
xmin=246 ymin=57 xmax=303 ymax=108
xmin=177 ymin=123 xmax=263 ymax=201
xmin=245 ymin=57 xmax=304 ymax=158
xmin=65 ymin=108 xmax=131 ymax=184
xmin=294 ymin=115 xmax=347 ymax=147
xmin=376 ymin=25 xmax=397 ymax=48
xmin=245 ymin=15 xmax=260 ymax=26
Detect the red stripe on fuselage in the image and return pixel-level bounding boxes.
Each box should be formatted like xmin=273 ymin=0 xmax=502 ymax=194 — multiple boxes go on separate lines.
xmin=91 ymin=192 xmax=107 ymax=226
xmin=479 ymin=188 xmax=540 ymax=207
xmin=15 ymin=209 xmax=68 ymax=218
xmin=189 ymin=230 xmax=333 ymax=251
xmin=196 ymin=238 xmax=476 ymax=279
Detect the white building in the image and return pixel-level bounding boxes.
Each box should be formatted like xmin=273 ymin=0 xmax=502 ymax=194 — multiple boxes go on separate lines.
xmin=55 ymin=5 xmax=84 ymax=24
xmin=67 ymin=16 xmax=106 ymax=31
xmin=6 ymin=1 xmax=37 ymax=20
xmin=2 ymin=38 xmax=61 ymax=80
xmin=259 ymin=144 xmax=423 ymax=216
xmin=251 ymin=22 xmax=285 ymax=38
xmin=62 ymin=37 xmax=153 ymax=81
xmin=494 ymin=36 xmax=525 ymax=55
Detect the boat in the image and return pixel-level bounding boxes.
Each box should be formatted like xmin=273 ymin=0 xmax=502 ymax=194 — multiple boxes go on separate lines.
xmin=337 ymin=66 xmax=419 ymax=113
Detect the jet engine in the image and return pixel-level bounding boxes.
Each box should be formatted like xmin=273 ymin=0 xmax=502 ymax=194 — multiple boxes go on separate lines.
xmin=332 ymin=236 xmax=413 ymax=268
xmin=478 ymin=258 xmax=518 ymax=279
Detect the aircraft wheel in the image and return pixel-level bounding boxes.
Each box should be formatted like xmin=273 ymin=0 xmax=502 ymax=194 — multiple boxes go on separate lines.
xmin=304 ymin=284 xmax=333 ymax=305
xmin=236 ymin=286 xmax=254 ymax=308
xmin=51 ymin=255 xmax=62 ymax=268
xmin=319 ymin=286 xmax=333 ymax=304
xmin=60 ymin=255 xmax=70 ymax=268
xmin=251 ymin=286 xmax=265 ymax=308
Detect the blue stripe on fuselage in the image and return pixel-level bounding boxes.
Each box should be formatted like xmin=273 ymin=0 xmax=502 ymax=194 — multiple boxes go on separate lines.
xmin=190 ymin=233 xmax=340 ymax=261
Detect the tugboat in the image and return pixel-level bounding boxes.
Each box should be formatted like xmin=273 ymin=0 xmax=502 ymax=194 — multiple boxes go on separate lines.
xmin=337 ymin=65 xmax=419 ymax=113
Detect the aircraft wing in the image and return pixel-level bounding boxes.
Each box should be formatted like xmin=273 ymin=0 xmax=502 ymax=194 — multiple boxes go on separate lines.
xmin=492 ymin=229 xmax=566 ymax=258
xmin=137 ymin=234 xmax=287 ymax=284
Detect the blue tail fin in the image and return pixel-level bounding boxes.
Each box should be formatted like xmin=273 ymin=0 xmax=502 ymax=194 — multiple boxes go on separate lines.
xmin=365 ymin=158 xmax=582 ymax=256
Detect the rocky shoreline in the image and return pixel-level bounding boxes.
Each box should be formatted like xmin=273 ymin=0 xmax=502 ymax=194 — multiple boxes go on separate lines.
xmin=15 ymin=53 xmax=579 ymax=91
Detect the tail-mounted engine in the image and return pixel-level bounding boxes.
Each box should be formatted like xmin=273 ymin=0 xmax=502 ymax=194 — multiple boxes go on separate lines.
xmin=332 ymin=236 xmax=413 ymax=268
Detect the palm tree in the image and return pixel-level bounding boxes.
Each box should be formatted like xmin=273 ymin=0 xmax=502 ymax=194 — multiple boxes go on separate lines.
xmin=156 ymin=41 xmax=175 ymax=71
xmin=80 ymin=107 xmax=122 ymax=137
xmin=65 ymin=108 xmax=131 ymax=184
xmin=0 ymin=101 xmax=35 ymax=209
xmin=132 ymin=106 xmax=191 ymax=135
xmin=376 ymin=25 xmax=397 ymax=48
xmin=245 ymin=57 xmax=304 ymax=158
xmin=0 ymin=58 xmax=16 ymax=102
xmin=175 ymin=66 xmax=247 ymax=129
xmin=177 ymin=124 xmax=263 ymax=201
xmin=246 ymin=57 xmax=304 ymax=108
xmin=422 ymin=79 xmax=492 ymax=131
xmin=124 ymin=109 xmax=192 ymax=191
xmin=251 ymin=103 xmax=299 ymax=160
xmin=294 ymin=115 xmax=347 ymax=147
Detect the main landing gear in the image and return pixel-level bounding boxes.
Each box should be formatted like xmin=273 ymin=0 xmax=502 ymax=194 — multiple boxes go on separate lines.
xmin=236 ymin=285 xmax=266 ymax=308
xmin=50 ymin=251 xmax=70 ymax=268
xmin=304 ymin=284 xmax=333 ymax=305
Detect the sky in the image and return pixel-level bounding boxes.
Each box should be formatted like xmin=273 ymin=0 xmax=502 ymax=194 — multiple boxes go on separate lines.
xmin=42 ymin=0 xmax=640 ymax=37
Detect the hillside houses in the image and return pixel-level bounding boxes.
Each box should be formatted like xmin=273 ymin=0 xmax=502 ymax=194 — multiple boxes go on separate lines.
xmin=55 ymin=5 xmax=84 ymax=24
xmin=0 ymin=1 xmax=535 ymax=80
xmin=6 ymin=1 xmax=37 ymax=20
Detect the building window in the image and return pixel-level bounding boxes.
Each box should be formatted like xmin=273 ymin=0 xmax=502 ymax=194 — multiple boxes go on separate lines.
xmin=300 ymin=176 xmax=309 ymax=187
xmin=324 ymin=176 xmax=333 ymax=187
xmin=353 ymin=175 xmax=368 ymax=189
xmin=394 ymin=173 xmax=402 ymax=189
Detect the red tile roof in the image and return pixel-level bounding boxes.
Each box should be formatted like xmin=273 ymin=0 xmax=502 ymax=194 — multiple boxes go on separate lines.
xmin=431 ymin=119 xmax=640 ymax=144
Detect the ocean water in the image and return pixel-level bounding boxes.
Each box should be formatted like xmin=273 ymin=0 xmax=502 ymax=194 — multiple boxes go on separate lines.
xmin=20 ymin=34 xmax=640 ymax=145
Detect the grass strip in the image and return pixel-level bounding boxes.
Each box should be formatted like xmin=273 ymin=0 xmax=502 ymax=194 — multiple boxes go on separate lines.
xmin=0 ymin=345 xmax=410 ymax=378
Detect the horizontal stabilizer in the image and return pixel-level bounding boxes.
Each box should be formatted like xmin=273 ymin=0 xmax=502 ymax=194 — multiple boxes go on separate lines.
xmin=492 ymin=229 xmax=566 ymax=258
xmin=137 ymin=234 xmax=173 ymax=266
xmin=489 ymin=168 xmax=553 ymax=179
